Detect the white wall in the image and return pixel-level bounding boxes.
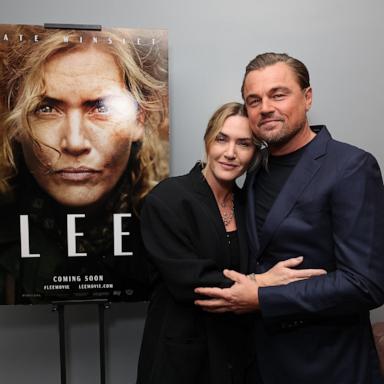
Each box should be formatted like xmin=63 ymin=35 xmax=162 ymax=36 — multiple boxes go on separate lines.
xmin=0 ymin=0 xmax=383 ymax=382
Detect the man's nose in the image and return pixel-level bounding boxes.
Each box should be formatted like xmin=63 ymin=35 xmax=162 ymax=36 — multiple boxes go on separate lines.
xmin=60 ymin=111 xmax=91 ymax=156
xmin=260 ymin=98 xmax=274 ymax=115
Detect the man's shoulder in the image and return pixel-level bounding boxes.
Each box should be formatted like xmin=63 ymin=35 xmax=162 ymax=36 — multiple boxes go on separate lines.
xmin=328 ymin=137 xmax=365 ymax=154
xmin=313 ymin=126 xmax=366 ymax=156
xmin=318 ymin=136 xmax=384 ymax=184
xmin=326 ymin=137 xmax=378 ymax=166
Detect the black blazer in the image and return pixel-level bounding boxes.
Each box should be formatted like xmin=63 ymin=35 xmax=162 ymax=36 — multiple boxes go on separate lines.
xmin=247 ymin=126 xmax=384 ymax=383
xmin=137 ymin=163 xmax=254 ymax=384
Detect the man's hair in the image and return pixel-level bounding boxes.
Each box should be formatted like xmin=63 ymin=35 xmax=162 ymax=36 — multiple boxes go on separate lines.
xmin=0 ymin=25 xmax=169 ymax=209
xmin=241 ymin=52 xmax=310 ymax=98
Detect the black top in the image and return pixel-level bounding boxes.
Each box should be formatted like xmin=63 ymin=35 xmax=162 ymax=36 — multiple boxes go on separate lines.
xmin=226 ymin=230 xmax=240 ymax=271
xmin=254 ymin=144 xmax=308 ymax=233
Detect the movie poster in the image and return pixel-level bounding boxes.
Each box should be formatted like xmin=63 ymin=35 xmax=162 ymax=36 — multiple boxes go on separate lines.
xmin=0 ymin=24 xmax=169 ymax=304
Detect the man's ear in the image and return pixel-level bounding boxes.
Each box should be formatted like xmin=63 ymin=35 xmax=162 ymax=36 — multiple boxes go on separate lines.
xmin=304 ymin=87 xmax=312 ymax=112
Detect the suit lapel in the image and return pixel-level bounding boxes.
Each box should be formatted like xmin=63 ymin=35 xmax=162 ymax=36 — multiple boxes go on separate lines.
xmin=258 ymin=126 xmax=331 ymax=258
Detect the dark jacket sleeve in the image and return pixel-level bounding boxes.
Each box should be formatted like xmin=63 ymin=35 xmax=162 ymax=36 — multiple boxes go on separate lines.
xmin=259 ymin=152 xmax=384 ymax=320
xmin=141 ymin=192 xmax=232 ymax=304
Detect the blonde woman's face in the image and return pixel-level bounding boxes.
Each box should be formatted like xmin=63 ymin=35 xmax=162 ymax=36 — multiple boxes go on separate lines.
xmin=18 ymin=47 xmax=143 ymax=208
xmin=204 ymin=115 xmax=255 ymax=185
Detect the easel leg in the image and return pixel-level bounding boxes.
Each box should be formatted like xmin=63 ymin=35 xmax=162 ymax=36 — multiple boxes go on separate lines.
xmin=57 ymin=304 xmax=66 ymax=384
xmin=99 ymin=302 xmax=109 ymax=384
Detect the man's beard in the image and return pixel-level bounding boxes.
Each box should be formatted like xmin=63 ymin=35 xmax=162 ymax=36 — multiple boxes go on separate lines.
xmin=256 ymin=118 xmax=306 ymax=149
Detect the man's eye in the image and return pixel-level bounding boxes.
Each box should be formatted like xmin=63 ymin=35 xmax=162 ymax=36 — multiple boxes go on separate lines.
xmin=273 ymin=94 xmax=285 ymax=100
xmin=248 ymin=99 xmax=260 ymax=106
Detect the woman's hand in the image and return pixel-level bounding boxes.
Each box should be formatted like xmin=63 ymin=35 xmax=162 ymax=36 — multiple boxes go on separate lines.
xmin=252 ymin=256 xmax=327 ymax=287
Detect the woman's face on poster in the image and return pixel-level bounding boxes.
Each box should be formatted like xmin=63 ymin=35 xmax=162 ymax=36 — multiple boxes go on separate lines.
xmin=18 ymin=46 xmax=144 ymax=208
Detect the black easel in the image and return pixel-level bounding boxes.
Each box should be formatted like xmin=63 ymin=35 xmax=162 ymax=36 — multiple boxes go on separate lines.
xmin=51 ymin=299 xmax=111 ymax=384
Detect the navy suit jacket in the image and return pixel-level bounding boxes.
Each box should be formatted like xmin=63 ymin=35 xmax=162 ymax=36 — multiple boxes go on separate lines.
xmin=246 ymin=126 xmax=384 ymax=383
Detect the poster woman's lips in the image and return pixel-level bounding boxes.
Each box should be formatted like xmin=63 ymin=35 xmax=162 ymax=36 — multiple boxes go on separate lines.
xmin=55 ymin=167 xmax=101 ymax=181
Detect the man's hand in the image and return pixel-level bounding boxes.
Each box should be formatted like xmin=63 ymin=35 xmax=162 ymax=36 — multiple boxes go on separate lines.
xmin=194 ymin=269 xmax=260 ymax=314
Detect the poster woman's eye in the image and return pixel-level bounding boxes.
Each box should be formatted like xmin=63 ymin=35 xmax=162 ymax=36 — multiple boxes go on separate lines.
xmin=35 ymin=103 xmax=56 ymax=115
xmin=36 ymin=105 xmax=53 ymax=113
xmin=33 ymin=97 xmax=61 ymax=117
xmin=33 ymin=100 xmax=61 ymax=119
xmin=93 ymin=99 xmax=109 ymax=114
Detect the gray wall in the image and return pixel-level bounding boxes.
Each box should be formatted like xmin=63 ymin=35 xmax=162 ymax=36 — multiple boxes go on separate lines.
xmin=0 ymin=0 xmax=383 ymax=382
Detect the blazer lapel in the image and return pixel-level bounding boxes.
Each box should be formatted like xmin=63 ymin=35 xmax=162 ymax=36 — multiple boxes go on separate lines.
xmin=258 ymin=126 xmax=331 ymax=258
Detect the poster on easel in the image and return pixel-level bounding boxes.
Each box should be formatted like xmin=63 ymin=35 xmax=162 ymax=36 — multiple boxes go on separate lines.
xmin=0 ymin=24 xmax=169 ymax=304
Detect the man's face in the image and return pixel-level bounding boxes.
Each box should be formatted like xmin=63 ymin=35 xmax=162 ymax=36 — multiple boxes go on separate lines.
xmin=243 ymin=62 xmax=312 ymax=154
xmin=19 ymin=47 xmax=143 ymax=208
